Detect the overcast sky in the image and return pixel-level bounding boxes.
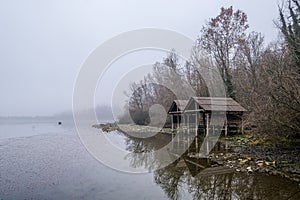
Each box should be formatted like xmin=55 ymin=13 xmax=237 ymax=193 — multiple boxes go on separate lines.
xmin=0 ymin=0 xmax=281 ymax=116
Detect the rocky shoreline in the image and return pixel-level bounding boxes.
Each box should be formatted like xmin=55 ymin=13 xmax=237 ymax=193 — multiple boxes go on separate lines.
xmin=92 ymin=123 xmax=173 ymax=134
xmin=92 ymin=123 xmax=120 ymax=132
xmin=209 ymin=136 xmax=300 ymax=183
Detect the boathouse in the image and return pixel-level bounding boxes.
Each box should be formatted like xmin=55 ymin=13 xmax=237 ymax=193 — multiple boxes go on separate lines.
xmin=168 ymin=97 xmax=246 ymax=136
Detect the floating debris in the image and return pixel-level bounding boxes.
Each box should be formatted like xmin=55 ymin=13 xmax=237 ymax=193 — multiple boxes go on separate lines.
xmin=246 ymin=166 xmax=253 ymax=173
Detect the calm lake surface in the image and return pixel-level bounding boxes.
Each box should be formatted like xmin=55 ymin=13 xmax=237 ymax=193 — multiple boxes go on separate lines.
xmin=0 ymin=120 xmax=299 ymax=200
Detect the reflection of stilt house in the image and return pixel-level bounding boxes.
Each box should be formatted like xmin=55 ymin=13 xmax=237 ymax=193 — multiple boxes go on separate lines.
xmin=168 ymin=97 xmax=246 ymax=136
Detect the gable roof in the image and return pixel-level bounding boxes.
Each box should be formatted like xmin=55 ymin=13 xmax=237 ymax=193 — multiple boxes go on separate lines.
xmin=185 ymin=97 xmax=246 ymax=112
xmin=174 ymin=100 xmax=189 ymax=111
xmin=168 ymin=100 xmax=189 ymax=113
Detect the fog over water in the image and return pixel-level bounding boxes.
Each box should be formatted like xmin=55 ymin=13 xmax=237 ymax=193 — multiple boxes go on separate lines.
xmin=1 ymin=122 xmax=299 ymax=199
xmin=1 ymin=2 xmax=299 ymax=199
xmin=0 ymin=0 xmax=279 ymax=117
xmin=0 ymin=122 xmax=169 ymax=199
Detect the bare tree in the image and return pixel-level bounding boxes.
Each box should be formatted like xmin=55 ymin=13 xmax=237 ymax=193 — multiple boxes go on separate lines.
xmin=233 ymin=32 xmax=265 ymax=112
xmin=279 ymin=0 xmax=300 ymax=71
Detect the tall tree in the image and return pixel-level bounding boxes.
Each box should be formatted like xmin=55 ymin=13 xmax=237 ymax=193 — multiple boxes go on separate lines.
xmin=233 ymin=32 xmax=265 ymax=111
xmin=198 ymin=6 xmax=249 ymax=99
xmin=279 ymin=0 xmax=300 ymax=71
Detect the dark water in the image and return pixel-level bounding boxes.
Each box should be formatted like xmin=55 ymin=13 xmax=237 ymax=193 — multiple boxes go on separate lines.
xmin=115 ymin=131 xmax=300 ymax=200
xmin=0 ymin=121 xmax=299 ymax=199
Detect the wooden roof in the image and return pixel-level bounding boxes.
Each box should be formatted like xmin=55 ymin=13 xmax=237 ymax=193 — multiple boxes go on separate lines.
xmin=174 ymin=100 xmax=189 ymax=111
xmin=185 ymin=97 xmax=246 ymax=112
xmin=168 ymin=100 xmax=189 ymax=113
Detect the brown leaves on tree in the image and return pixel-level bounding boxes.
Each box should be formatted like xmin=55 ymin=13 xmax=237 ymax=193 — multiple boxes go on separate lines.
xmin=199 ymin=6 xmax=249 ymax=61
xmin=198 ymin=6 xmax=249 ymax=99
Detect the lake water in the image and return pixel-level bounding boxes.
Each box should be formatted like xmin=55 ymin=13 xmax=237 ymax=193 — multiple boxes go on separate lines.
xmin=0 ymin=121 xmax=299 ymax=199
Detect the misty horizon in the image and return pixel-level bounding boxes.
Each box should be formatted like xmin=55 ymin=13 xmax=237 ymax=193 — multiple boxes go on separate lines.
xmin=0 ymin=0 xmax=280 ymax=116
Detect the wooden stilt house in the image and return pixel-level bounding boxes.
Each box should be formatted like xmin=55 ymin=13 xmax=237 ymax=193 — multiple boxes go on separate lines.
xmin=168 ymin=97 xmax=246 ymax=135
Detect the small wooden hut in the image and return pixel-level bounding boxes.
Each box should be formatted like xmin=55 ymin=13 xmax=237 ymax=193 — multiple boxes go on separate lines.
xmin=168 ymin=97 xmax=246 ymax=136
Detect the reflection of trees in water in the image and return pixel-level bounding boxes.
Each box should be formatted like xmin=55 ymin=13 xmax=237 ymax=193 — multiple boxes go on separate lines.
xmin=124 ymin=133 xmax=171 ymax=153
xmin=154 ymin=162 xmax=185 ymax=200
xmin=155 ymin=163 xmax=299 ymax=200
xmin=123 ymin=134 xmax=172 ymax=171
xmin=123 ymin=133 xmax=300 ymax=200
xmin=154 ymin=162 xmax=236 ymax=200
xmin=186 ymin=173 xmax=234 ymax=199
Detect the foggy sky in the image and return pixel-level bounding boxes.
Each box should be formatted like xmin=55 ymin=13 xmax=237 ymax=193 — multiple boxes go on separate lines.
xmin=0 ymin=0 xmax=280 ymax=116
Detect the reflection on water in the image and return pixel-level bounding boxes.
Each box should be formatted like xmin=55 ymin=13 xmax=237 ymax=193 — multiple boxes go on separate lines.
xmin=115 ymin=130 xmax=300 ymax=200
xmin=0 ymin=122 xmax=167 ymax=199
xmin=155 ymin=163 xmax=300 ymax=200
xmin=1 ymin=121 xmax=299 ymax=199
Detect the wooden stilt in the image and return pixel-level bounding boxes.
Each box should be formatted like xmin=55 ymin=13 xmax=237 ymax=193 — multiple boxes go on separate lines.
xmin=171 ymin=115 xmax=174 ymax=131
xmin=177 ymin=129 xmax=179 ymax=147
xmin=171 ymin=131 xmax=174 ymax=148
xmin=241 ymin=117 xmax=244 ymax=134
xmin=195 ymin=112 xmax=198 ymax=136
xmin=195 ymin=137 xmax=198 ymax=153
xmin=176 ymin=107 xmax=179 ymax=129
xmin=225 ymin=119 xmax=228 ymax=136
xmin=187 ymin=114 xmax=190 ymax=129
xmin=187 ymin=128 xmax=190 ymax=153
xmin=183 ymin=129 xmax=186 ymax=150
xmin=206 ymin=139 xmax=209 ymax=154
xmin=206 ymin=113 xmax=209 ymax=137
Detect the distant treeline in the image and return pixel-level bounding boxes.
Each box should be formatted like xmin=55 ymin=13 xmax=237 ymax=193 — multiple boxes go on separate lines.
xmin=0 ymin=116 xmax=56 ymax=124
xmin=53 ymin=105 xmax=114 ymax=122
xmin=0 ymin=105 xmax=115 ymax=123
